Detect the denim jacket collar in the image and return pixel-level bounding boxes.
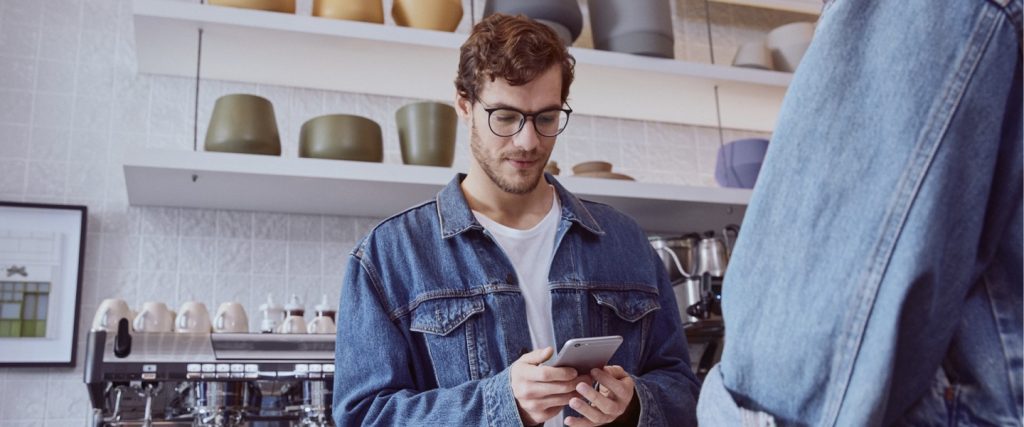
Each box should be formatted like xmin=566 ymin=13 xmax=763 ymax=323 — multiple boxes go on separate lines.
xmin=436 ymin=173 xmax=605 ymax=239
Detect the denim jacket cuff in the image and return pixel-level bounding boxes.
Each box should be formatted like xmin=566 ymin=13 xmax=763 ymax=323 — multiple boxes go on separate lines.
xmin=697 ymin=364 xmax=777 ymax=427
xmin=632 ymin=374 xmax=664 ymax=427
xmin=482 ymin=367 xmax=524 ymax=427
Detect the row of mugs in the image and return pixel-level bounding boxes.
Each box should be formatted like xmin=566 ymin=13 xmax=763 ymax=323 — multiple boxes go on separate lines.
xmin=91 ymin=296 xmax=337 ymax=335
xmin=210 ymin=0 xmax=465 ymax=33
xmin=205 ymin=95 xmax=458 ymax=167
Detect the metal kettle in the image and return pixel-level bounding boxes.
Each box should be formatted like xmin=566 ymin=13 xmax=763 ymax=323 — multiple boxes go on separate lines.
xmin=650 ymin=234 xmax=702 ymax=324
xmin=696 ymin=225 xmax=739 ymax=278
xmin=649 ymin=234 xmax=700 ymax=281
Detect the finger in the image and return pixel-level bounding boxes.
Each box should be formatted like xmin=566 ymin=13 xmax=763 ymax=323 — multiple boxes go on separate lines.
xmin=532 ymin=390 xmax=578 ymax=409
xmin=519 ymin=393 xmax=574 ymax=419
xmin=571 ymin=374 xmax=594 ymax=388
xmin=569 ymin=397 xmax=614 ymax=425
xmin=590 ymin=368 xmax=629 ymax=400
xmin=518 ymin=347 xmax=554 ymax=365
xmin=563 ymin=415 xmax=597 ymax=427
xmin=575 ymin=382 xmax=617 ymax=415
xmin=518 ymin=379 xmax=581 ymax=397
xmin=526 ymin=365 xmax=578 ymax=382
xmin=603 ymin=365 xmax=628 ymax=379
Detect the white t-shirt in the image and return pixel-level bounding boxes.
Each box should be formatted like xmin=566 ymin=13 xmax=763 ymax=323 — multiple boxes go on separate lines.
xmin=474 ymin=190 xmax=566 ymax=427
xmin=472 ymin=188 xmax=561 ymax=359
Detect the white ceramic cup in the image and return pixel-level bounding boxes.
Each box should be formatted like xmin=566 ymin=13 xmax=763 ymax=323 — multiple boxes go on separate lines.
xmin=766 ymin=22 xmax=815 ymax=72
xmin=214 ymin=302 xmax=249 ymax=333
xmin=91 ymin=298 xmax=134 ymax=332
xmin=306 ymin=315 xmax=336 ymax=334
xmin=133 ymin=302 xmax=174 ymax=333
xmin=278 ymin=315 xmax=307 ymax=334
xmin=176 ymin=301 xmax=212 ymax=333
xmin=732 ymin=41 xmax=773 ymax=70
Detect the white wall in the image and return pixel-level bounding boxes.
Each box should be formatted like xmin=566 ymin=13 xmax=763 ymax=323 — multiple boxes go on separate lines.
xmin=0 ymin=0 xmax=811 ymax=423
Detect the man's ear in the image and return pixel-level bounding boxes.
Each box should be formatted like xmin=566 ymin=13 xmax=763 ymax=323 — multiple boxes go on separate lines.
xmin=455 ymin=94 xmax=473 ymax=125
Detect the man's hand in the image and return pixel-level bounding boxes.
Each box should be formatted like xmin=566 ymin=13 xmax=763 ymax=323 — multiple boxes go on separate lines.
xmin=564 ymin=365 xmax=636 ymax=426
xmin=511 ymin=347 xmax=592 ymax=426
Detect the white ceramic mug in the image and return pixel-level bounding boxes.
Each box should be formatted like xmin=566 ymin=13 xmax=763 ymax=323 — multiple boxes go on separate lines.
xmin=214 ymin=302 xmax=249 ymax=333
xmin=91 ymin=298 xmax=134 ymax=332
xmin=278 ymin=294 xmax=306 ymax=334
xmin=306 ymin=315 xmax=336 ymax=334
xmin=276 ymin=315 xmax=305 ymax=334
xmin=732 ymin=41 xmax=773 ymax=70
xmin=133 ymin=302 xmax=173 ymax=333
xmin=176 ymin=301 xmax=212 ymax=333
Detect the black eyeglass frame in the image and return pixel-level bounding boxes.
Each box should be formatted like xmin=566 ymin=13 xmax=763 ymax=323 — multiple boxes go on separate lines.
xmin=478 ymin=100 xmax=573 ymax=138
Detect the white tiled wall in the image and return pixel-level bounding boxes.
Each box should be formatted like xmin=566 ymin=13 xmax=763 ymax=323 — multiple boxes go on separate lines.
xmin=0 ymin=0 xmax=811 ymax=423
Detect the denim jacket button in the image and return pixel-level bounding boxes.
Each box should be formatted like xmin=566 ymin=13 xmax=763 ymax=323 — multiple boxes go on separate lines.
xmin=506 ymin=273 xmax=515 ymax=284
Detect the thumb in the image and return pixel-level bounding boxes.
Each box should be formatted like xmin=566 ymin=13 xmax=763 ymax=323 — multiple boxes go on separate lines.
xmin=518 ymin=346 xmax=554 ymax=365
xmin=604 ymin=365 xmax=628 ymax=379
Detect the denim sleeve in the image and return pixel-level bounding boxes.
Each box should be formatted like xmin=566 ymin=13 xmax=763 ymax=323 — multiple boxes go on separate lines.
xmin=333 ymin=251 xmax=524 ymax=427
xmin=628 ymin=248 xmax=701 ymax=427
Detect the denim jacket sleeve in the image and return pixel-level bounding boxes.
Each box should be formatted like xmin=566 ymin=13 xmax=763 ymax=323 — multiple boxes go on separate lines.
xmin=623 ymin=247 xmax=700 ymax=427
xmin=333 ymin=250 xmax=524 ymax=427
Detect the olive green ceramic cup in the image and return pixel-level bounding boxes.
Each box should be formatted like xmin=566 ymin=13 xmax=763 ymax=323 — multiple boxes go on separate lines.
xmin=204 ymin=94 xmax=282 ymax=156
xmin=299 ymin=114 xmax=383 ymax=162
xmin=395 ymin=102 xmax=457 ymax=167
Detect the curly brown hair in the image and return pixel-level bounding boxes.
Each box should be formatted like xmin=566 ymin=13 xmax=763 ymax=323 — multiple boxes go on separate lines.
xmin=455 ymin=14 xmax=575 ymax=105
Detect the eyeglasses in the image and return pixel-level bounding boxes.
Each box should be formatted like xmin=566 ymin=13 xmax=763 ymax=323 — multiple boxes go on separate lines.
xmin=478 ymin=100 xmax=573 ymax=138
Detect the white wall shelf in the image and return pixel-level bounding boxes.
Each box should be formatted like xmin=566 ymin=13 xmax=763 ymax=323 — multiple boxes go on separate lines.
xmin=123 ymin=148 xmax=749 ymax=234
xmin=709 ymin=0 xmax=822 ymax=15
xmin=132 ymin=0 xmax=790 ymax=132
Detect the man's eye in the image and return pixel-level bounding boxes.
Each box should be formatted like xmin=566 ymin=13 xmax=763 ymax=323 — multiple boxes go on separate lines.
xmin=536 ymin=114 xmax=558 ymax=125
xmin=494 ymin=113 xmax=520 ymax=123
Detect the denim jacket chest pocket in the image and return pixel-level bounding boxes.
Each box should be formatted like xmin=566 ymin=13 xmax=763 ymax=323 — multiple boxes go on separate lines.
xmin=590 ymin=290 xmax=662 ymax=370
xmin=408 ymin=296 xmax=489 ymax=388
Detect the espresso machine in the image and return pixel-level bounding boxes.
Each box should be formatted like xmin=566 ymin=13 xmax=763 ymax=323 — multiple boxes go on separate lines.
xmin=650 ymin=225 xmax=738 ymax=381
xmin=84 ymin=320 xmax=335 ymax=426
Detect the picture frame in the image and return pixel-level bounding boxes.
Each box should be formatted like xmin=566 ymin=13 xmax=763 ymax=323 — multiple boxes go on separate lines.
xmin=0 ymin=201 xmax=87 ymax=367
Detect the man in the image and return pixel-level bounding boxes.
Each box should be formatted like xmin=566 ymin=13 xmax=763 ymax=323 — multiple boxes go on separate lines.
xmin=698 ymin=0 xmax=1021 ymax=425
xmin=333 ymin=14 xmax=699 ymax=427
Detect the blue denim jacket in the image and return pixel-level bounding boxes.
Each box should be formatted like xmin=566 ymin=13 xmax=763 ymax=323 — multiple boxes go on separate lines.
xmin=333 ymin=174 xmax=699 ymax=426
xmin=697 ymin=0 xmax=1023 ymax=425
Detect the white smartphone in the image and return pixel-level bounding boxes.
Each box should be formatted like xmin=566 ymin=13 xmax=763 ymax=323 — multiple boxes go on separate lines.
xmin=545 ymin=335 xmax=624 ymax=373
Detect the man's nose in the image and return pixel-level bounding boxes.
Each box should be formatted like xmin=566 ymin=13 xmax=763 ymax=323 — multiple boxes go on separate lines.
xmin=513 ymin=119 xmax=541 ymax=151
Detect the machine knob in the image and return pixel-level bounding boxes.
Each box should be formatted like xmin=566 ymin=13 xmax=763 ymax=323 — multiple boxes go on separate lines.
xmin=114 ymin=318 xmax=132 ymax=358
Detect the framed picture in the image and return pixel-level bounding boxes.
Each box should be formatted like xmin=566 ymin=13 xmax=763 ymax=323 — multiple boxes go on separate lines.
xmin=0 ymin=201 xmax=87 ymax=367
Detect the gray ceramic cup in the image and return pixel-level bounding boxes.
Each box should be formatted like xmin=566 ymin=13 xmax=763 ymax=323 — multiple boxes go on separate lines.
xmin=589 ymin=0 xmax=675 ymax=58
xmin=483 ymin=0 xmax=583 ymax=45
xmin=396 ymin=102 xmax=457 ymax=167
xmin=299 ymin=114 xmax=383 ymax=162
xmin=205 ymin=94 xmax=282 ymax=156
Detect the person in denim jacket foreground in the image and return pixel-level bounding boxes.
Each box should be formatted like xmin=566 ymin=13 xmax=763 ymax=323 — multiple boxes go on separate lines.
xmin=697 ymin=0 xmax=1022 ymax=425
xmin=333 ymin=14 xmax=700 ymax=427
